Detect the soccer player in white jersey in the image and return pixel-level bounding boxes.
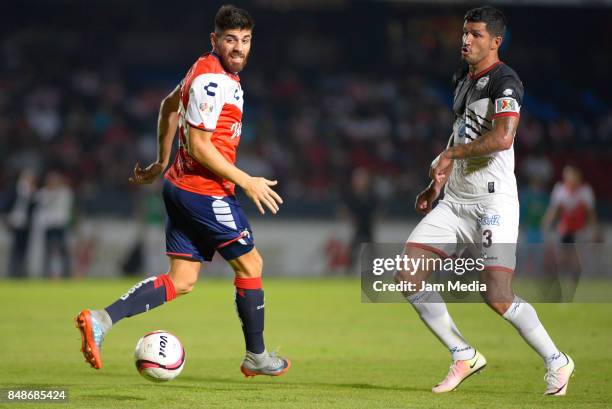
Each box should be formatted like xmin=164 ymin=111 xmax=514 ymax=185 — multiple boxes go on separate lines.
xmin=395 ymin=6 xmax=574 ymax=396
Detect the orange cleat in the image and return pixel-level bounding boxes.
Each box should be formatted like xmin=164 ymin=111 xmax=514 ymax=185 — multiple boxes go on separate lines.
xmin=75 ymin=309 xmax=105 ymax=369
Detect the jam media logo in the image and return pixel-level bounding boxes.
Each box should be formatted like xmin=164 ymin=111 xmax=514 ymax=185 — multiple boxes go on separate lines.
xmin=477 ymin=214 xmax=501 ymax=226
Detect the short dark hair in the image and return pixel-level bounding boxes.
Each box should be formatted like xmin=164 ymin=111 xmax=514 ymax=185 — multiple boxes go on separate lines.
xmin=215 ymin=5 xmax=254 ymax=34
xmin=464 ymin=6 xmax=506 ymax=37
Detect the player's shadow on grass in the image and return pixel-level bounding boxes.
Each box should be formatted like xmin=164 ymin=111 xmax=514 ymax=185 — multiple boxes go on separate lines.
xmin=1 ymin=383 xmax=147 ymax=403
xmin=174 ymin=376 xmax=423 ymax=393
xmin=80 ymin=394 xmax=147 ymax=402
xmin=2 ymin=383 xmax=78 ymax=387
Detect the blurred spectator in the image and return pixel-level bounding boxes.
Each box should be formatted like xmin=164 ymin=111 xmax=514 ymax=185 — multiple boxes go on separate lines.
xmin=0 ymin=3 xmax=609 ymax=220
xmin=518 ymin=173 xmax=549 ymax=282
xmin=521 ymin=153 xmax=553 ymax=187
xmin=34 ymin=171 xmax=74 ymax=278
xmin=520 ymin=175 xmax=550 ymax=244
xmin=542 ymin=165 xmax=601 ymax=243
xmin=5 ymin=168 xmax=37 ymax=278
xmin=540 ymin=165 xmax=602 ymax=301
xmin=341 ymin=168 xmax=379 ymax=274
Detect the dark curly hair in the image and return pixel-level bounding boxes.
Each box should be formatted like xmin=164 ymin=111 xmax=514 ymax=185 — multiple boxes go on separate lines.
xmin=464 ymin=6 xmax=506 ymax=37
xmin=215 ymin=5 xmax=254 ymax=35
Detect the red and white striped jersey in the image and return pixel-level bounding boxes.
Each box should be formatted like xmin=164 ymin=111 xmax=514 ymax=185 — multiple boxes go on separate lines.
xmin=166 ymin=52 xmax=244 ymax=196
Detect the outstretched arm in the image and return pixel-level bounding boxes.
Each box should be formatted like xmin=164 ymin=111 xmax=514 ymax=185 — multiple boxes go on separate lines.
xmin=156 ymin=85 xmax=181 ymax=167
xmin=129 ymin=85 xmax=181 ymax=184
xmin=187 ymin=126 xmax=283 ymax=215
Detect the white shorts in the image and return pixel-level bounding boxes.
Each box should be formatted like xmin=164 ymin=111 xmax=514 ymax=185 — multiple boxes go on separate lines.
xmin=406 ymin=197 xmax=519 ymax=272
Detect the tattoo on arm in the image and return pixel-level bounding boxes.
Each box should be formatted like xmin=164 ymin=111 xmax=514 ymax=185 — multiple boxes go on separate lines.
xmin=446 ymin=116 xmax=518 ymax=159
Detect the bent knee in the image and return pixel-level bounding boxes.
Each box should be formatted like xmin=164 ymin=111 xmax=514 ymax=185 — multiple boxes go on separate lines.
xmin=486 ymin=301 xmax=512 ymax=316
xmin=167 ymin=257 xmax=201 ymax=296
xmin=235 ymin=254 xmax=263 ymax=278
xmin=172 ymin=279 xmax=197 ymax=295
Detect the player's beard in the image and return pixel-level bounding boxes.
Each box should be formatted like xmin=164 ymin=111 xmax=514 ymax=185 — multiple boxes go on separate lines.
xmin=222 ymin=51 xmax=249 ymax=74
xmin=461 ymin=51 xmax=482 ymax=67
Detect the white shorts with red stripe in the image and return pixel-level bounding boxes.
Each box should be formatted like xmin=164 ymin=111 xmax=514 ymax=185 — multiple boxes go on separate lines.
xmin=406 ymin=197 xmax=519 ymax=273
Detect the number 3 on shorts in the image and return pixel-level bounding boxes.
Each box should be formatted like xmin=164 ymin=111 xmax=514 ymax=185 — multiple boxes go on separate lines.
xmin=483 ymin=229 xmax=492 ymax=248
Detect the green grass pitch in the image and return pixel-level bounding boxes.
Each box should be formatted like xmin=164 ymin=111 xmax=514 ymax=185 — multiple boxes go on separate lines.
xmin=1 ymin=278 xmax=611 ymax=408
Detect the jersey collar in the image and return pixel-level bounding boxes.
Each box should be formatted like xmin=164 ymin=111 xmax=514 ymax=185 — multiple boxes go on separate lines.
xmin=210 ymin=51 xmax=241 ymax=81
xmin=469 ymin=61 xmax=502 ymax=80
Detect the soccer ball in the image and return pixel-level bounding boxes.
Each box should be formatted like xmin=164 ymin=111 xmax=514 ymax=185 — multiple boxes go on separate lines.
xmin=134 ymin=330 xmax=185 ymax=382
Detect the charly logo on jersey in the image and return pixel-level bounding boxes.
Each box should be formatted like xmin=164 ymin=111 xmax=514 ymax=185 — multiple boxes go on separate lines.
xmin=475 ymin=76 xmax=489 ymax=90
xmin=204 ymin=82 xmax=218 ymax=96
xmin=502 ymin=88 xmax=513 ymax=96
xmin=477 ymin=214 xmax=501 ymax=226
xmin=495 ymin=97 xmax=519 ymax=113
xmin=233 ymin=88 xmax=243 ymax=101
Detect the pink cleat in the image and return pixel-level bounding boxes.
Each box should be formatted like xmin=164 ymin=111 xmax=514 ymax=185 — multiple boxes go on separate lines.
xmin=544 ymin=353 xmax=575 ymax=396
xmin=432 ymin=350 xmax=486 ymax=393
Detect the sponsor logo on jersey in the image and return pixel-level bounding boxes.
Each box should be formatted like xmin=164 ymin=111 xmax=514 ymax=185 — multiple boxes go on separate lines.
xmin=477 ymin=214 xmax=501 ymax=226
xmin=238 ymin=229 xmax=250 ymax=245
xmin=495 ymin=97 xmax=519 ymax=113
xmin=480 ymin=252 xmax=499 ymax=262
xmin=199 ymin=102 xmax=214 ymax=114
xmin=204 ymin=82 xmax=218 ymax=96
xmin=465 ymin=156 xmax=492 ymax=174
xmin=502 ymin=88 xmax=513 ymax=96
xmin=230 ymin=122 xmax=242 ymax=139
xmin=476 ymin=76 xmax=489 ymax=90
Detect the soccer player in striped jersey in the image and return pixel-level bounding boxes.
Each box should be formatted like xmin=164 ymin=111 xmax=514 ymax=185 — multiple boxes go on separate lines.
xmin=396 ymin=6 xmax=574 ymax=396
xmin=76 ymin=4 xmax=290 ymax=378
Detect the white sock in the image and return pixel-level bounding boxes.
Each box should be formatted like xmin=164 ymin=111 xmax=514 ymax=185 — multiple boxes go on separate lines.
xmin=503 ymin=296 xmax=565 ymax=369
xmin=92 ymin=309 xmax=113 ymax=333
xmin=408 ymin=291 xmax=474 ymax=361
